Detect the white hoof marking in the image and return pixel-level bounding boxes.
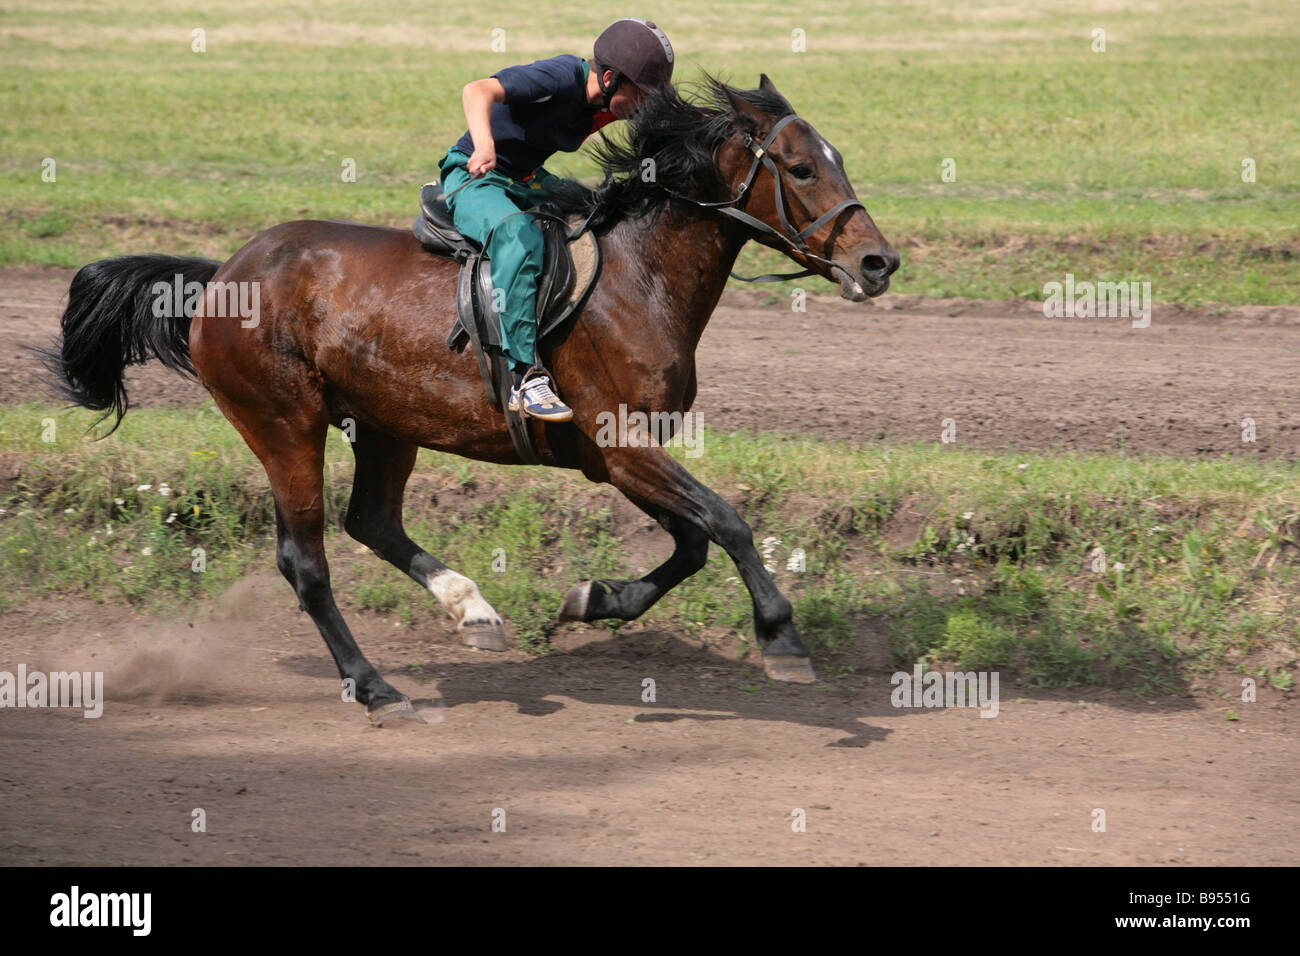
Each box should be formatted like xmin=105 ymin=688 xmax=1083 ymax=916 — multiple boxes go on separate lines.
xmin=426 ymin=569 xmax=501 ymax=630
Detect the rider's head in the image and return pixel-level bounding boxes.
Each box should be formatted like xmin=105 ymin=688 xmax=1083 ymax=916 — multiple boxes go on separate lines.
xmin=590 ymin=18 xmax=674 ymax=119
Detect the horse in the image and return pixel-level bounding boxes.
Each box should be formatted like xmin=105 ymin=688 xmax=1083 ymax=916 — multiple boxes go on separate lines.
xmin=42 ymin=74 xmax=899 ymax=722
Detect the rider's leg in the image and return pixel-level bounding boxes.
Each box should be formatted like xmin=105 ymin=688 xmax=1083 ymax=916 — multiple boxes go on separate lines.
xmin=441 ymin=159 xmax=572 ymax=422
xmin=484 ymin=211 xmax=545 ymax=379
xmin=440 ymin=164 xmax=539 ymax=369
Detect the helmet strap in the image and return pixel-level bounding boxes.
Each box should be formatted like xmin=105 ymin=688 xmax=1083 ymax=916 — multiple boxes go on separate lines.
xmin=593 ymin=62 xmax=621 ymax=109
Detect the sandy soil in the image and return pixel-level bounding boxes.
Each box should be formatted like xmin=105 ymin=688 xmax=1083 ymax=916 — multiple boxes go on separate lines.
xmin=2 ymin=577 xmax=1294 ymax=866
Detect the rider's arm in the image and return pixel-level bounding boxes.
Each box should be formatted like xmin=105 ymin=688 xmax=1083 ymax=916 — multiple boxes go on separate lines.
xmin=461 ymin=78 xmax=506 ymax=176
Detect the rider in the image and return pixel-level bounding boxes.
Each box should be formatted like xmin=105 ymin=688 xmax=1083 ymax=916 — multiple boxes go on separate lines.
xmin=438 ymin=18 xmax=675 ymax=423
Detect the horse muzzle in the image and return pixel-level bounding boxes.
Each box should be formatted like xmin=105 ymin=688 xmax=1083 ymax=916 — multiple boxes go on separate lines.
xmin=833 ymin=244 xmax=900 ymax=300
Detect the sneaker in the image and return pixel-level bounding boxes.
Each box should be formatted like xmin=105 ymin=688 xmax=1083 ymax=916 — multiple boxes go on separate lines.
xmin=508 ymin=373 xmax=573 ymax=422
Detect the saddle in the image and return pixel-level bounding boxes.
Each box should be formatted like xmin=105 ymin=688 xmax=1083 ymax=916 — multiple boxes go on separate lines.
xmin=413 ymin=182 xmax=601 ymax=465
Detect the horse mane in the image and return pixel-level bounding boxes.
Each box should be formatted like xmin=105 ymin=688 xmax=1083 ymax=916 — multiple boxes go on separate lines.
xmin=547 ymin=73 xmax=794 ymax=231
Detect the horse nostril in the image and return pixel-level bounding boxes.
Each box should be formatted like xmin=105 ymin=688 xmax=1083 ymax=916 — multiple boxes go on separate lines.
xmin=861 ymin=249 xmax=901 ymax=279
xmin=861 ymin=254 xmax=888 ymax=276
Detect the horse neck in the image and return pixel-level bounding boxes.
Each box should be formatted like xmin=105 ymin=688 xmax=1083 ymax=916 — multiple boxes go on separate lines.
xmin=607 ymin=198 xmax=747 ymax=351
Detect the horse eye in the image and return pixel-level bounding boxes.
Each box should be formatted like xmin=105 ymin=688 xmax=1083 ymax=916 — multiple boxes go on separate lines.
xmin=790 ymin=164 xmax=814 ymax=180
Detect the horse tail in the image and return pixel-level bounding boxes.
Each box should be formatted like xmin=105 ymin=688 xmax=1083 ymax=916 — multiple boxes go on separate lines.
xmin=35 ymin=254 xmax=222 ymax=437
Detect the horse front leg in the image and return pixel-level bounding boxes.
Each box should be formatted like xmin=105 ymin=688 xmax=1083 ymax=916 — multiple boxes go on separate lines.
xmin=571 ymin=445 xmax=814 ymax=683
xmin=559 ymin=496 xmax=709 ymax=622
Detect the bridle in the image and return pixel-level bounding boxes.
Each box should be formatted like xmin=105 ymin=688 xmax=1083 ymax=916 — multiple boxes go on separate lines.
xmin=666 ymin=113 xmax=865 ymax=282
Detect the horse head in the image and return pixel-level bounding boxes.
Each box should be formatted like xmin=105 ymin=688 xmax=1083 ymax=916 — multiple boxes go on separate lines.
xmin=716 ymin=74 xmax=899 ymax=299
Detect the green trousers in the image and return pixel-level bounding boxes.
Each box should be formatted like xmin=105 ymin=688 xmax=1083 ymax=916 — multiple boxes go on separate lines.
xmin=437 ymin=148 xmax=567 ymax=373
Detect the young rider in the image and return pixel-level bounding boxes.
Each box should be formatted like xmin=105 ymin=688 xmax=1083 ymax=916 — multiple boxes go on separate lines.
xmin=438 ymin=18 xmax=675 ymax=423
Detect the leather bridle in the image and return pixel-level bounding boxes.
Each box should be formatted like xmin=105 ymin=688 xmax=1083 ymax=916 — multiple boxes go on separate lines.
xmin=666 ymin=113 xmax=865 ymax=282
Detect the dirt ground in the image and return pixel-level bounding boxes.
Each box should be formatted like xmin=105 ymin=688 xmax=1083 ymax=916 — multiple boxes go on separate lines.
xmin=1 ymin=266 xmax=1297 ymax=865
xmin=2 ymin=578 xmax=1295 ymax=866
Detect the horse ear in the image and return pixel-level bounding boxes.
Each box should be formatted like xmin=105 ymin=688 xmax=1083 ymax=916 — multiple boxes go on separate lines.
xmin=723 ymin=85 xmax=764 ymax=128
xmin=758 ymin=74 xmax=794 ymax=110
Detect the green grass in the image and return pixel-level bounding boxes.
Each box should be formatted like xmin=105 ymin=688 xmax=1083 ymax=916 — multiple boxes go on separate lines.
xmin=2 ymin=0 xmax=1298 ymax=303
xmin=3 ymin=401 xmax=1297 ymax=693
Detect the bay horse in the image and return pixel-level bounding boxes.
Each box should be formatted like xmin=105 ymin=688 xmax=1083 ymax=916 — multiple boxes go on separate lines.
xmin=44 ymin=74 xmax=899 ymax=722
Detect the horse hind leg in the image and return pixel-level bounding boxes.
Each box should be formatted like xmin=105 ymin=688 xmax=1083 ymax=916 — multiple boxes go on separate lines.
xmin=342 ymin=421 xmax=509 ymax=651
xmin=209 ymin=390 xmax=415 ymax=719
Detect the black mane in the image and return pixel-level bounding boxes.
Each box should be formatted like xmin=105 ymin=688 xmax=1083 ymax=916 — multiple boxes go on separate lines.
xmin=548 ymin=74 xmax=794 ymax=231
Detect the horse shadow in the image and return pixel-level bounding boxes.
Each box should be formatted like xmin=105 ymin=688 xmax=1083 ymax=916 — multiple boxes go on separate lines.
xmin=276 ymin=625 xmax=901 ymax=746
xmin=276 ymin=610 xmax=1203 ymax=745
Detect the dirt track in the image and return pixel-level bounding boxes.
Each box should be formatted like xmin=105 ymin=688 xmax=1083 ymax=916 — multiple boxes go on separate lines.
xmin=2 ymin=579 xmax=1295 ymax=866
xmin=3 ymin=265 xmax=1299 ymax=458
xmin=1 ymin=266 xmax=1297 ymax=865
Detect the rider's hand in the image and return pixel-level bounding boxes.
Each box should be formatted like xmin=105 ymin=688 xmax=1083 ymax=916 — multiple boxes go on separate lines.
xmin=468 ymin=144 xmax=497 ymax=178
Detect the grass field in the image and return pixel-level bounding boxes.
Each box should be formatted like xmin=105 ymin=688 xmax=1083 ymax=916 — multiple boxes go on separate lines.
xmin=2 ymin=403 xmax=1296 ymax=694
xmin=3 ymin=0 xmax=1298 ymax=304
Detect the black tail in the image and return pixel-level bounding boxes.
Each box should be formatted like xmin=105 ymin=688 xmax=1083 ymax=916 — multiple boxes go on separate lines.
xmin=34 ymin=254 xmax=222 ymax=437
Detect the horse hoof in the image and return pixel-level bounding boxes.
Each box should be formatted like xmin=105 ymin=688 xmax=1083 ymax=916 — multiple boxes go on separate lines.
xmin=368 ymin=697 xmax=426 ymax=726
xmin=763 ymin=655 xmax=817 ymax=684
xmin=461 ymin=619 xmax=510 ymax=651
xmin=558 ymin=581 xmax=592 ymax=622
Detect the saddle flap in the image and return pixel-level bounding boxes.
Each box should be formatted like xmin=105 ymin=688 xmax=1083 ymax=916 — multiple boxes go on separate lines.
xmin=538 ymin=226 xmax=601 ymax=342
xmin=472 ymin=256 xmax=504 ymax=351
xmin=456 ymin=253 xmax=500 ymax=408
xmin=535 ymin=213 xmax=576 ymax=323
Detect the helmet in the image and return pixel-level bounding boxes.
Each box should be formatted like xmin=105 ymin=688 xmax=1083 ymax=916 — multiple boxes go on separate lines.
xmin=592 ymin=18 xmax=674 ymax=99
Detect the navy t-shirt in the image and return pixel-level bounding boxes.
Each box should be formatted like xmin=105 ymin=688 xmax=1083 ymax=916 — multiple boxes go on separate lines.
xmin=453 ymin=54 xmax=613 ymax=181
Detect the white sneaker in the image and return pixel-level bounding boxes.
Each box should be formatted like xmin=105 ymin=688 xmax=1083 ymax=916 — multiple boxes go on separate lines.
xmin=508 ymin=373 xmax=573 ymax=422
